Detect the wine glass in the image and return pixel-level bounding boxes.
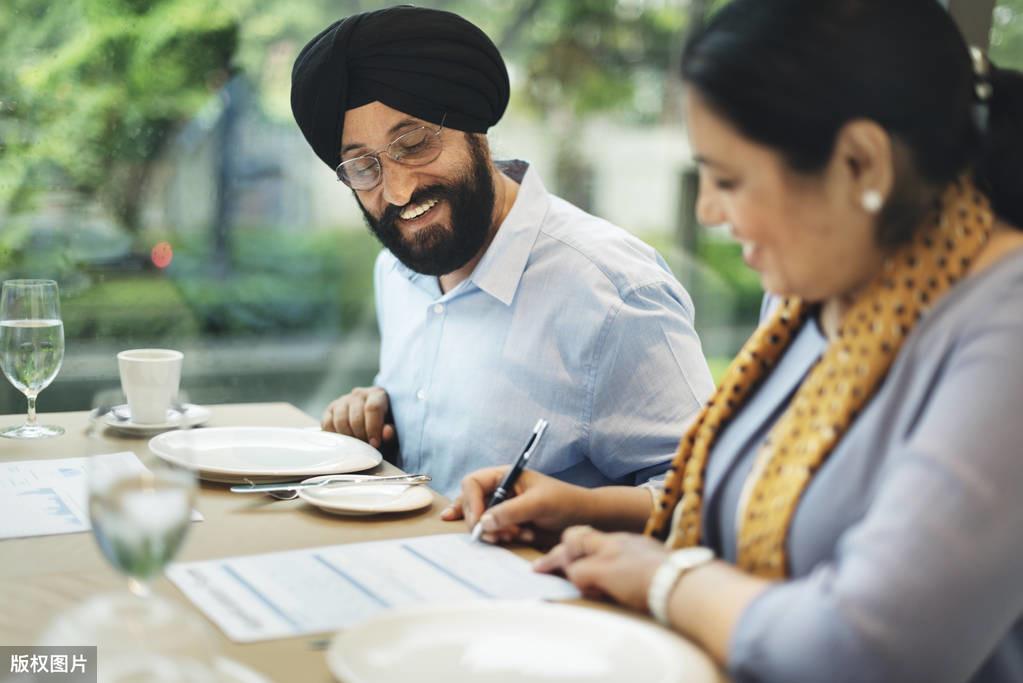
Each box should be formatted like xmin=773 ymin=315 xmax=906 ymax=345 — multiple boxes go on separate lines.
xmin=0 ymin=279 xmax=65 ymax=439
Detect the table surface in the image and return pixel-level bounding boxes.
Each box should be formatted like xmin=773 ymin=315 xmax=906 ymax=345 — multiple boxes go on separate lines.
xmin=0 ymin=403 xmax=724 ymax=682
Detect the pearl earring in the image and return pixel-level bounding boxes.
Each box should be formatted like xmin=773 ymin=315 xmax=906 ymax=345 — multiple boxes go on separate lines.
xmin=862 ymin=189 xmax=883 ymax=214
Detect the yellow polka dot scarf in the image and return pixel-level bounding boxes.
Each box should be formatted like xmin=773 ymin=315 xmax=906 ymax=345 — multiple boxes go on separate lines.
xmin=645 ymin=177 xmax=994 ymax=579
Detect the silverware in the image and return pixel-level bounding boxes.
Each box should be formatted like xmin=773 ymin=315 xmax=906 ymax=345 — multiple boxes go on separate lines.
xmin=230 ymin=474 xmax=432 ymax=497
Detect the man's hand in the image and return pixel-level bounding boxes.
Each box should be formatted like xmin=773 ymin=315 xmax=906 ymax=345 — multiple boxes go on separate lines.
xmin=321 ymin=386 xmax=396 ymax=449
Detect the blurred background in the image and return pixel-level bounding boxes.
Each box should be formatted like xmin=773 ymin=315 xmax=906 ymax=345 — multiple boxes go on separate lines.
xmin=1 ymin=0 xmax=1021 ymax=417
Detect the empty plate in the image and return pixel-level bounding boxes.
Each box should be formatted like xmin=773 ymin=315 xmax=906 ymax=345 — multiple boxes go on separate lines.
xmin=149 ymin=427 xmax=382 ymax=483
xmin=298 ymin=474 xmax=434 ymax=515
xmin=326 ymin=601 xmax=721 ymax=683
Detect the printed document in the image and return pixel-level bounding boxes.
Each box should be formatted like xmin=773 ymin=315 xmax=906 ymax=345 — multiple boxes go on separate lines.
xmin=0 ymin=453 xmax=202 ymax=540
xmin=167 ymin=533 xmax=581 ymax=642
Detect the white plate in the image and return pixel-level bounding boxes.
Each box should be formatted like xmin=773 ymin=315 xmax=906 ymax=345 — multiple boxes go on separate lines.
xmin=326 ymin=601 xmax=721 ymax=683
xmin=91 ymin=403 xmax=211 ymax=436
xmin=149 ymin=427 xmax=382 ymax=484
xmin=298 ymin=474 xmax=434 ymax=515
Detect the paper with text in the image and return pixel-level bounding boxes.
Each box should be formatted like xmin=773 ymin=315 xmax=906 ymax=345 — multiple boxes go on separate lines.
xmin=0 ymin=453 xmax=202 ymax=540
xmin=167 ymin=533 xmax=581 ymax=642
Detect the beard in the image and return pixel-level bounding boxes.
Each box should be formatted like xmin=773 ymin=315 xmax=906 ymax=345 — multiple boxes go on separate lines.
xmin=356 ymin=136 xmax=496 ymax=276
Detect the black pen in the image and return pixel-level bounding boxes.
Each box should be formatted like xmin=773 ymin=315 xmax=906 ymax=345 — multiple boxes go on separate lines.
xmin=470 ymin=418 xmax=549 ymax=543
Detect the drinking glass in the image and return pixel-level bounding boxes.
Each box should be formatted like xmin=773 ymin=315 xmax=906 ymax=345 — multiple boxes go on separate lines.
xmin=0 ymin=279 xmax=65 ymax=439
xmin=38 ymin=452 xmax=217 ymax=681
xmin=88 ymin=452 xmax=196 ymax=598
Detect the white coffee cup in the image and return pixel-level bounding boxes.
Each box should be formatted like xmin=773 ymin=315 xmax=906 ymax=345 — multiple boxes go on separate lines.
xmin=117 ymin=349 xmax=183 ymax=424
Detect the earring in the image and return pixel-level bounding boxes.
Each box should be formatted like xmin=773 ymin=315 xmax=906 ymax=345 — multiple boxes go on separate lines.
xmin=861 ymin=189 xmax=883 ymax=214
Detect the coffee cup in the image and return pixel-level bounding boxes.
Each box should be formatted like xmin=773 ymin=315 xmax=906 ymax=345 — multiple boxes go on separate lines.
xmin=117 ymin=349 xmax=183 ymax=424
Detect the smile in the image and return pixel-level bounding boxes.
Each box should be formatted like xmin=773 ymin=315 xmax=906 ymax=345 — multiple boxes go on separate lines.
xmin=400 ymin=198 xmax=439 ymax=221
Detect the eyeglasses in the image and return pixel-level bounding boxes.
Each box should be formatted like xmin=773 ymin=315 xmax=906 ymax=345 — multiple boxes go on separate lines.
xmin=336 ymin=116 xmax=446 ymax=191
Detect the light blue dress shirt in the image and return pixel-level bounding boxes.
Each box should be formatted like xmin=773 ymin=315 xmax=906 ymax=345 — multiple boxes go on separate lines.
xmin=373 ymin=161 xmax=714 ymax=497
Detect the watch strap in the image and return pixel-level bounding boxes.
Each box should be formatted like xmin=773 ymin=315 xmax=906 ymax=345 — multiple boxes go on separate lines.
xmin=647 ymin=546 xmax=715 ymax=626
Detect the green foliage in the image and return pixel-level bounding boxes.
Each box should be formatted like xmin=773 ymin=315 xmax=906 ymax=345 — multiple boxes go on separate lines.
xmin=0 ymin=0 xmax=238 ymax=229
xmin=693 ymin=238 xmax=763 ymax=327
xmin=992 ymin=0 xmax=1023 ymax=70
xmin=62 ymin=275 xmax=200 ymax=342
xmin=501 ymin=0 xmax=686 ymax=118
xmin=0 ymin=212 xmax=127 ymax=291
xmin=161 ymin=227 xmax=380 ymax=338
xmin=706 ymin=355 xmax=733 ymax=384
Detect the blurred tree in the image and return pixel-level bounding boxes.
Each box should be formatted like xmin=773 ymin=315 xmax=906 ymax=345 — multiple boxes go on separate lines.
xmin=991 ymin=0 xmax=1023 ymax=69
xmin=0 ymin=0 xmax=238 ymax=233
xmin=451 ymin=0 xmax=692 ymax=210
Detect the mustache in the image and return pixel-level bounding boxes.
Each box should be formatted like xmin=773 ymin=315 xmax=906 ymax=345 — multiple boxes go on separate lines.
xmin=378 ymin=184 xmax=451 ymax=229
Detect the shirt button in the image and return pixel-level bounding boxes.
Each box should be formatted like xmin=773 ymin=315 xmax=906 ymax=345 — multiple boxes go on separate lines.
xmin=416 ymin=389 xmax=427 ymax=401
xmin=433 ymin=303 xmax=445 ymax=315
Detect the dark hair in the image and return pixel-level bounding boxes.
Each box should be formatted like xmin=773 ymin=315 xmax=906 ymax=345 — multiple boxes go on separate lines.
xmin=681 ymin=0 xmax=1023 ymax=242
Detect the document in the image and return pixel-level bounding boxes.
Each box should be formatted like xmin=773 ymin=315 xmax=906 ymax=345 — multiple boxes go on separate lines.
xmin=0 ymin=453 xmax=201 ymax=540
xmin=167 ymin=533 xmax=581 ymax=642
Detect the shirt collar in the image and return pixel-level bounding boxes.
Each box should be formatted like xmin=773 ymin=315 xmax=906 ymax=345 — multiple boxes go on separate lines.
xmin=388 ymin=162 xmax=550 ymax=305
xmin=467 ymin=162 xmax=549 ymax=306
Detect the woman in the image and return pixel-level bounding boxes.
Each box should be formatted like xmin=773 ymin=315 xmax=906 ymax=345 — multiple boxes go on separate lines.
xmin=442 ymin=1 xmax=1023 ymax=681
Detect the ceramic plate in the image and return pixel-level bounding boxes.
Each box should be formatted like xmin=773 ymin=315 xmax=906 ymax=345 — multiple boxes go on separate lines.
xmin=149 ymin=427 xmax=382 ymax=483
xmin=326 ymin=601 xmax=721 ymax=683
xmin=91 ymin=403 xmax=211 ymax=436
xmin=298 ymin=474 xmax=434 ymax=515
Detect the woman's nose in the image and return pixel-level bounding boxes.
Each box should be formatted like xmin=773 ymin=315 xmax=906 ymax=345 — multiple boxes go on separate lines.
xmin=695 ymin=181 xmax=726 ymax=227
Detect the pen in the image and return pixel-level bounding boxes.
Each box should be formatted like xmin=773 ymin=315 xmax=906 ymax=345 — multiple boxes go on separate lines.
xmin=471 ymin=418 xmax=548 ymax=543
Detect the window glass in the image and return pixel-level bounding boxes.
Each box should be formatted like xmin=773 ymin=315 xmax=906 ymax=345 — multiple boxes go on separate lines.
xmin=991 ymin=0 xmax=1023 ymax=69
xmin=0 ymin=0 xmax=759 ymax=419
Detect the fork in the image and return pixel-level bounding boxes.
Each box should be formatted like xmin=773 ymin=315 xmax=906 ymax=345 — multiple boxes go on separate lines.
xmin=232 ymin=474 xmax=432 ymax=500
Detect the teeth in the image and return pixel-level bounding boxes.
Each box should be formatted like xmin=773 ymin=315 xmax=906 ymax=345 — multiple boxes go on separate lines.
xmin=400 ymin=198 xmax=438 ymax=220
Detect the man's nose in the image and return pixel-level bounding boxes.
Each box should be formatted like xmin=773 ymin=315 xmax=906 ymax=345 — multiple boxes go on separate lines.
xmin=379 ymin=158 xmax=417 ymax=207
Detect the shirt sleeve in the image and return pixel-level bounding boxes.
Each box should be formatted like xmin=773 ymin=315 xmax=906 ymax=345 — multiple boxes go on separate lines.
xmin=729 ymin=308 xmax=1023 ymax=682
xmin=586 ymin=280 xmax=714 ymax=484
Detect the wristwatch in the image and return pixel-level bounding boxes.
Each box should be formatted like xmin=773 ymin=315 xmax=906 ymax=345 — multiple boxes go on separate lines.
xmin=647 ymin=546 xmax=715 ymax=626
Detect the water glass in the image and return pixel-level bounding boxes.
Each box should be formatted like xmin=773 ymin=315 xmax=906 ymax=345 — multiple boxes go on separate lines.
xmin=0 ymin=279 xmax=65 ymax=439
xmin=88 ymin=452 xmax=196 ymax=597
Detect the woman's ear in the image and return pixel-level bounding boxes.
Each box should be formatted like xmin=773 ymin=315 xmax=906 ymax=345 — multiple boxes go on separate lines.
xmin=831 ymin=119 xmax=895 ymax=214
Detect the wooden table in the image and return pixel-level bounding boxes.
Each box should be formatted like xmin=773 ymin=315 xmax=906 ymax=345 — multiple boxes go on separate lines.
xmin=0 ymin=403 xmax=724 ymax=682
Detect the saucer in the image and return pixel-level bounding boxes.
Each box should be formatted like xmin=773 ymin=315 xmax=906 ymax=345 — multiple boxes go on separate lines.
xmin=298 ymin=474 xmax=435 ymax=515
xmin=93 ymin=403 xmax=211 ymax=436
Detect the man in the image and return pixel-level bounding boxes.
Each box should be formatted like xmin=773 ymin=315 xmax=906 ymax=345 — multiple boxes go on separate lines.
xmin=291 ymin=5 xmax=714 ymax=497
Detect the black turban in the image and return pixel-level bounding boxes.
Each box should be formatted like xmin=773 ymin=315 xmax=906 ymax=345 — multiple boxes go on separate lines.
xmin=291 ymin=5 xmax=510 ymax=169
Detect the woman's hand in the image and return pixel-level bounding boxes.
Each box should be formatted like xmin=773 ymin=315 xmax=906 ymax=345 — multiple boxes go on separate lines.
xmin=441 ymin=467 xmax=592 ymax=545
xmin=534 ymin=526 xmax=669 ymax=611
